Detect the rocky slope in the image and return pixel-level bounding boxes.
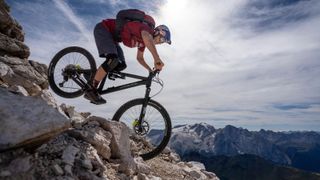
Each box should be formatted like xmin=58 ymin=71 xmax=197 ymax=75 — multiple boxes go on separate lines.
xmin=0 ymin=107 xmax=218 ymax=180
xmin=0 ymin=1 xmax=219 ymax=179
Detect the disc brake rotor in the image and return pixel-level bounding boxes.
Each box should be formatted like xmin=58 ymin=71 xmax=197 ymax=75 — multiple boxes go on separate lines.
xmin=132 ymin=119 xmax=150 ymax=136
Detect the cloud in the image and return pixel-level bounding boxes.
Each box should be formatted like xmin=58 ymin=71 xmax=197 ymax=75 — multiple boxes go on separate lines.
xmin=5 ymin=0 xmax=320 ymax=131
xmin=152 ymin=0 xmax=320 ymax=130
xmin=53 ymin=0 xmax=92 ymax=42
xmin=273 ymin=103 xmax=313 ymax=110
xmin=234 ymin=0 xmax=320 ymax=31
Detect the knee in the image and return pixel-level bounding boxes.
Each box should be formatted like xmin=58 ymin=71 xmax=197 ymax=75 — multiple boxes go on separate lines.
xmin=101 ymin=56 xmax=119 ymax=72
xmin=115 ymin=62 xmax=127 ymax=71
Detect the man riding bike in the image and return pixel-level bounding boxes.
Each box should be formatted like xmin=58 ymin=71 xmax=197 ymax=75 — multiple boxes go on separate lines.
xmin=85 ymin=9 xmax=171 ymax=105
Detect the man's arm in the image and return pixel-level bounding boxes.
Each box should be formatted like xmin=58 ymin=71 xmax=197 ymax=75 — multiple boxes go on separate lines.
xmin=141 ymin=30 xmax=164 ymax=70
xmin=136 ymin=49 xmax=152 ymax=72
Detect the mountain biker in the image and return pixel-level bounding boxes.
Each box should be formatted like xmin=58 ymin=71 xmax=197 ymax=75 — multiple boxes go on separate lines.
xmin=85 ymin=9 xmax=171 ymax=105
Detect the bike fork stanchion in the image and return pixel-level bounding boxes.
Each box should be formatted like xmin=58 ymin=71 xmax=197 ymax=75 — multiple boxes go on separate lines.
xmin=138 ymin=87 xmax=151 ymax=132
xmin=137 ymin=73 xmax=153 ymax=132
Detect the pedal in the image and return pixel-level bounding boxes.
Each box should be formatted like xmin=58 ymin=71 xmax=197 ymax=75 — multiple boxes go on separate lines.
xmin=108 ymin=71 xmax=125 ymax=80
xmin=90 ymin=100 xmax=107 ymax=105
xmin=108 ymin=74 xmax=116 ymax=81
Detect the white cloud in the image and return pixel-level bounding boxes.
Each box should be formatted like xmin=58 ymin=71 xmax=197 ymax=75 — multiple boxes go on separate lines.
xmin=53 ymin=0 xmax=93 ymax=42
xmin=7 ymin=0 xmax=320 ymax=131
xmin=151 ymin=0 xmax=320 ymax=130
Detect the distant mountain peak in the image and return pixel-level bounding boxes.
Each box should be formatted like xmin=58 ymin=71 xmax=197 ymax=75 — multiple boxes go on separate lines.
xmin=173 ymin=123 xmax=216 ymax=138
xmin=168 ymin=123 xmax=320 ymax=170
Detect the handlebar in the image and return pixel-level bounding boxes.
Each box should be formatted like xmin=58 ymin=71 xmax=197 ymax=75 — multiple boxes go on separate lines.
xmin=149 ymin=69 xmax=160 ymax=79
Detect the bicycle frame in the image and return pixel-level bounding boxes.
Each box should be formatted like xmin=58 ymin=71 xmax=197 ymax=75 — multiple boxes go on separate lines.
xmin=71 ymin=70 xmax=156 ymax=132
xmin=99 ymin=71 xmax=154 ymax=131
xmin=97 ymin=71 xmax=152 ymax=95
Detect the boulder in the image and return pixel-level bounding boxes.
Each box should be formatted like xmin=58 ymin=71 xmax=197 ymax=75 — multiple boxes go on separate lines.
xmin=0 ymin=32 xmax=29 ymax=59
xmin=88 ymin=116 xmax=137 ymax=175
xmin=62 ymin=145 xmax=79 ymax=176
xmin=8 ymin=85 xmax=29 ymax=96
xmin=0 ymin=56 xmax=48 ymax=95
xmin=0 ymin=0 xmax=25 ymax=41
xmin=28 ymin=60 xmax=49 ymax=89
xmin=67 ymin=126 xmax=112 ymax=160
xmin=60 ymin=104 xmax=88 ymax=128
xmin=0 ymin=88 xmax=70 ymax=151
xmin=0 ymin=61 xmax=13 ymax=80
xmin=37 ymin=90 xmax=59 ymax=108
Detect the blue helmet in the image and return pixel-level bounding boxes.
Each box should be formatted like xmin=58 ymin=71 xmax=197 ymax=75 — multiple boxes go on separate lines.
xmin=155 ymin=25 xmax=171 ymax=45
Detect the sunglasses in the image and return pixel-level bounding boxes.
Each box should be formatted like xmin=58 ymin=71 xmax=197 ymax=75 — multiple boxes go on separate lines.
xmin=154 ymin=30 xmax=167 ymax=43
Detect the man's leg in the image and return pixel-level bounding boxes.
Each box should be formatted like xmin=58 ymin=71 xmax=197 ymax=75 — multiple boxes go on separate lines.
xmin=85 ymin=22 xmax=118 ymax=104
xmin=93 ymin=53 xmax=119 ymax=86
xmin=113 ymin=45 xmax=127 ymax=72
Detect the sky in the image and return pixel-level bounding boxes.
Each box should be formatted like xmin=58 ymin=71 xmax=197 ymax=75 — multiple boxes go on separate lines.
xmin=6 ymin=0 xmax=320 ymax=131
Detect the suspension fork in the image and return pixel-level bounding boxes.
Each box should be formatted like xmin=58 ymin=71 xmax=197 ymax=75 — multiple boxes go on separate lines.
xmin=137 ymin=74 xmax=153 ymax=131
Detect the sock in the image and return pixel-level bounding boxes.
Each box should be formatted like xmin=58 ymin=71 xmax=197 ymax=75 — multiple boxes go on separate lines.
xmin=92 ymin=79 xmax=100 ymax=89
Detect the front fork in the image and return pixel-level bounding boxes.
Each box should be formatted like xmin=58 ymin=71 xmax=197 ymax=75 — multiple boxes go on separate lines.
xmin=137 ymin=86 xmax=151 ymax=132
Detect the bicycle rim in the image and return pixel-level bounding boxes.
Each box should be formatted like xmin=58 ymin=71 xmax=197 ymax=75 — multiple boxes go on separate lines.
xmin=113 ymin=99 xmax=171 ymax=160
xmin=48 ymin=46 xmax=96 ymax=98
xmin=55 ymin=54 xmax=89 ymax=90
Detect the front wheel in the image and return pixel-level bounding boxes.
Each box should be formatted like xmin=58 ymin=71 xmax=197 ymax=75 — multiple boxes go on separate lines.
xmin=112 ymin=98 xmax=172 ymax=160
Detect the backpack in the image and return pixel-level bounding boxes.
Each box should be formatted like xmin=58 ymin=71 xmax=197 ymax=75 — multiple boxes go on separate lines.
xmin=114 ymin=9 xmax=155 ymax=41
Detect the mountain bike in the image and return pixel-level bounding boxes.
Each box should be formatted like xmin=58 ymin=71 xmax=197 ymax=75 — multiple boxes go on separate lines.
xmin=47 ymin=46 xmax=172 ymax=160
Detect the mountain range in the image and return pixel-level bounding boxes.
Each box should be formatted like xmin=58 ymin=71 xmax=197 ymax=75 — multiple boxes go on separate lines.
xmin=148 ymin=123 xmax=320 ymax=180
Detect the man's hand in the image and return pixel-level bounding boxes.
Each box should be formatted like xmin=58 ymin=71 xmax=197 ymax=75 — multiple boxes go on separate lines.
xmin=154 ymin=59 xmax=164 ymax=71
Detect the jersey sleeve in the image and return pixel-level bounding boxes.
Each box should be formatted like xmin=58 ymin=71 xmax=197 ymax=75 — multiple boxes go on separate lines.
xmin=138 ymin=46 xmax=146 ymax=52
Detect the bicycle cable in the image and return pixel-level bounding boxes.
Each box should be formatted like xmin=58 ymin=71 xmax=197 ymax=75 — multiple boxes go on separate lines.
xmin=151 ymin=73 xmax=164 ymax=98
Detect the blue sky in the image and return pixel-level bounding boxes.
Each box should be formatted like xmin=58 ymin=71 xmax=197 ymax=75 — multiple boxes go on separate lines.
xmin=6 ymin=0 xmax=320 ymax=131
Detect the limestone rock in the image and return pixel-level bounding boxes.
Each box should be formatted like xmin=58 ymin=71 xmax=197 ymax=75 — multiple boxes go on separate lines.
xmin=8 ymin=85 xmax=29 ymax=96
xmin=0 ymin=32 xmax=29 ymax=59
xmin=80 ymin=154 xmax=93 ymax=170
xmin=0 ymin=0 xmax=25 ymax=41
xmin=67 ymin=126 xmax=112 ymax=160
xmin=0 ymin=56 xmax=48 ymax=95
xmin=62 ymin=145 xmax=79 ymax=166
xmin=37 ymin=90 xmax=59 ymax=108
xmin=0 ymin=61 xmax=13 ymax=77
xmin=0 ymin=88 xmax=70 ymax=151
xmin=62 ymin=145 xmax=79 ymax=176
xmin=28 ymin=60 xmax=49 ymax=89
xmin=88 ymin=116 xmax=132 ymax=159
xmin=8 ymin=155 xmax=32 ymax=174
xmin=88 ymin=116 xmax=137 ymax=175
xmin=134 ymin=157 xmax=151 ymax=175
xmin=60 ymin=104 xmax=88 ymax=128
xmin=188 ymin=161 xmax=206 ymax=171
xmin=52 ymin=164 xmax=64 ymax=176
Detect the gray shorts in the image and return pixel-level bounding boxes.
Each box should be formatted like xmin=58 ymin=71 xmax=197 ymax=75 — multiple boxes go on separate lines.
xmin=93 ymin=22 xmax=125 ymax=64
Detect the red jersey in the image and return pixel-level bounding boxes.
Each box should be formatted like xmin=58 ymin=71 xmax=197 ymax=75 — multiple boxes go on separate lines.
xmin=102 ymin=19 xmax=154 ymax=52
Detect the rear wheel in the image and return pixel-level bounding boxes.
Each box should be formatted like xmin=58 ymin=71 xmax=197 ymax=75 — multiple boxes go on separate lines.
xmin=112 ymin=98 xmax=172 ymax=160
xmin=48 ymin=46 xmax=96 ymax=98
